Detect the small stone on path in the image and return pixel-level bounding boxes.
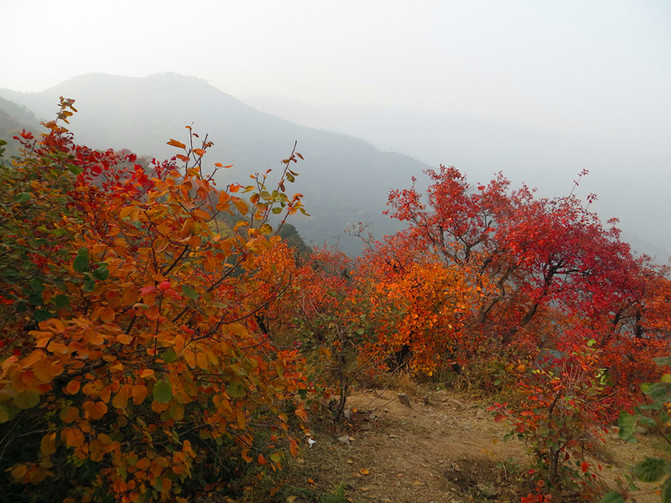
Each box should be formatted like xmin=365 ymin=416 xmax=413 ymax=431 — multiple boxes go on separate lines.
xmin=398 ymin=393 xmax=413 ymax=408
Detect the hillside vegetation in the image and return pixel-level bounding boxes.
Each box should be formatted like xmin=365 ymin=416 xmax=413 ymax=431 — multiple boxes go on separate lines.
xmin=3 ymin=73 xmax=670 ymax=260
xmin=1 ymin=100 xmax=671 ymax=503
xmin=0 ymin=74 xmax=431 ymax=256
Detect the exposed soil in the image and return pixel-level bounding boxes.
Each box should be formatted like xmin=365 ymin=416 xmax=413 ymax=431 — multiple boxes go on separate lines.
xmin=272 ymin=386 xmax=669 ymax=503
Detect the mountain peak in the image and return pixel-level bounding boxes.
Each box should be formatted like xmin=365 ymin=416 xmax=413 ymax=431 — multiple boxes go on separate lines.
xmin=146 ymin=72 xmax=206 ymax=83
xmin=44 ymin=72 xmax=215 ymax=94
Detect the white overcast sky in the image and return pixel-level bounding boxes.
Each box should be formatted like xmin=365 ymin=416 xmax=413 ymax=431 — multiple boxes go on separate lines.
xmin=3 ymin=0 xmax=671 ymax=148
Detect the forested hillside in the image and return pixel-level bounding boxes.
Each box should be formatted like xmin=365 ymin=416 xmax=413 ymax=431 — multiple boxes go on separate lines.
xmin=0 ymin=97 xmax=41 ymax=158
xmin=1 ymin=99 xmax=671 ymax=502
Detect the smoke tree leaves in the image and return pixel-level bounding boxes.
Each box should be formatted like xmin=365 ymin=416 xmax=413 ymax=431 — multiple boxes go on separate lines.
xmin=152 ymin=379 xmax=172 ymax=404
xmin=72 ymin=248 xmax=89 ymax=273
xmin=0 ymin=99 xmax=310 ymax=501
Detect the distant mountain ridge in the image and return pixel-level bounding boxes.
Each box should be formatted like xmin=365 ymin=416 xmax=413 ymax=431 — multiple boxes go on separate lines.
xmin=242 ymin=94 xmax=671 ymax=262
xmin=1 ymin=73 xmax=669 ymax=262
xmin=0 ymin=97 xmax=41 ymax=157
xmin=0 ymin=73 xmax=432 ymax=255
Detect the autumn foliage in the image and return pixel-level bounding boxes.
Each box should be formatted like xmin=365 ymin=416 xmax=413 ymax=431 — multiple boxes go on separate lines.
xmin=2 ymin=99 xmax=671 ymax=502
xmin=384 ymin=166 xmax=671 ymax=390
xmin=0 ymin=99 xmax=309 ymax=502
xmin=380 ymin=165 xmax=671 ymax=495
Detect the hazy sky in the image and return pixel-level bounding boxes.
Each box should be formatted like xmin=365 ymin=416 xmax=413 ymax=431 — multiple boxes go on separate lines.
xmin=4 ymin=0 xmax=671 ymax=149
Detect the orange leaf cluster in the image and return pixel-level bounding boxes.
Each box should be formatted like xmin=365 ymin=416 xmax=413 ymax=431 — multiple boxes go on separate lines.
xmin=0 ymin=100 xmax=310 ymax=501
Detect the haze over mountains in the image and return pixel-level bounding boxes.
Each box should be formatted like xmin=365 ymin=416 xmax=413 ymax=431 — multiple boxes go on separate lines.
xmin=244 ymin=94 xmax=671 ymax=259
xmin=1 ymin=73 xmax=669 ymax=261
xmin=0 ymin=73 xmax=432 ymax=255
xmin=0 ymin=97 xmax=41 ymax=157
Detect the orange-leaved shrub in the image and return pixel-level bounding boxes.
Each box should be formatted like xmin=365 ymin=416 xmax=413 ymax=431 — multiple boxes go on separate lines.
xmin=0 ymin=99 xmax=310 ymax=502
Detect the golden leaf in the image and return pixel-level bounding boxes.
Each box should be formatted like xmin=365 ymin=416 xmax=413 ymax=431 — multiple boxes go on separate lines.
xmin=64 ymin=380 xmax=80 ymax=395
xmin=136 ymin=457 xmax=151 ymax=471
xmin=89 ymin=439 xmax=103 ymax=462
xmin=161 ymin=477 xmax=172 ymax=492
xmin=120 ymin=288 xmax=138 ymax=305
xmin=289 ymin=438 xmax=299 ymax=457
xmin=196 ymin=351 xmax=209 ymax=370
xmin=109 ymin=361 xmax=124 ymax=372
xmin=131 ymin=384 xmax=148 ymax=405
xmin=180 ymin=218 xmax=195 ymax=236
xmin=49 ymin=318 xmax=66 ymax=333
xmin=47 ymin=340 xmax=68 ymax=355
xmin=100 ymin=385 xmax=112 ymax=403
xmin=112 ymin=385 xmax=131 ymax=410
xmin=117 ymin=334 xmax=132 ymax=345
xmin=216 ymin=191 xmax=231 ymax=211
xmin=84 ymin=400 xmax=107 ymax=420
xmin=233 ymin=198 xmax=248 ymax=215
xmin=183 ymin=349 xmax=196 ymax=368
xmin=32 ymin=358 xmax=56 ymax=383
xmin=139 ymin=369 xmax=154 ymax=379
xmin=153 ymin=238 xmax=169 ymax=253
xmin=10 ymin=464 xmax=27 ymax=480
xmin=61 ymin=427 xmax=85 ymax=448
xmin=294 ymin=407 xmax=308 ymax=422
xmin=60 ymin=406 xmax=79 ymax=423
xmin=40 ymin=432 xmax=57 ymax=456
xmin=191 ymin=209 xmax=210 ymax=222
xmin=100 ymin=307 xmax=115 ymax=323
xmin=167 ymin=139 xmax=186 ymax=149
xmin=151 ymin=400 xmax=169 ymax=413
xmin=145 ymin=305 xmax=160 ymax=321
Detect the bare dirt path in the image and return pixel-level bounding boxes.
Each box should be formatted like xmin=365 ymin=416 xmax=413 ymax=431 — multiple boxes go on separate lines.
xmin=299 ymin=388 xmax=527 ymax=502
xmin=281 ymin=387 xmax=666 ymax=503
